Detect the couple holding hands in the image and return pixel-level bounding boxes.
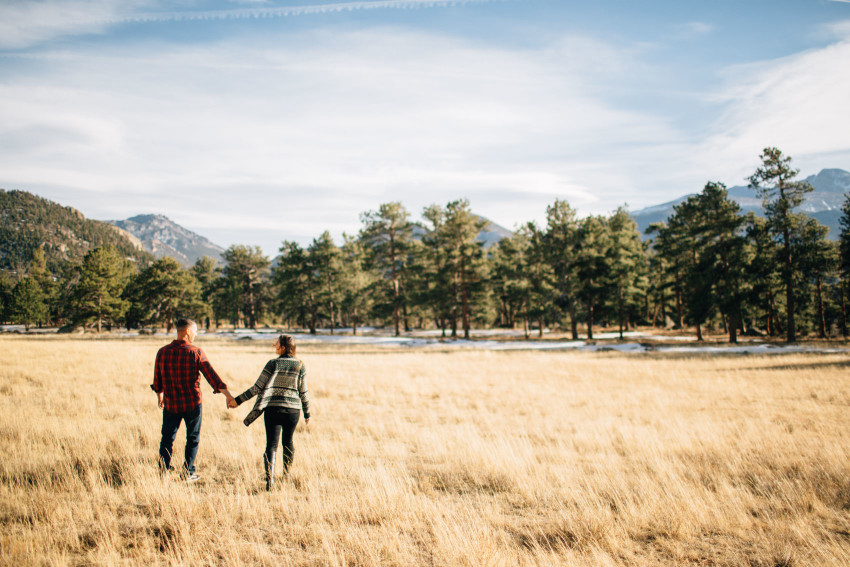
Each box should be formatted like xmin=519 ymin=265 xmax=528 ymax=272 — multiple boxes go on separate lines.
xmin=151 ymin=319 xmax=310 ymax=490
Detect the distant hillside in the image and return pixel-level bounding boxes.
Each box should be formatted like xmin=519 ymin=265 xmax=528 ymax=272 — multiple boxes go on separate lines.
xmin=477 ymin=215 xmax=514 ymax=248
xmin=410 ymin=214 xmax=514 ymax=249
xmin=0 ymin=189 xmax=154 ymax=273
xmin=108 ymin=214 xmax=225 ymax=267
xmin=632 ymin=168 xmax=850 ymax=239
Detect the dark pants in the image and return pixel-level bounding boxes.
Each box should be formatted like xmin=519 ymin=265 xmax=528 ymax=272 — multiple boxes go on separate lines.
xmin=159 ymin=404 xmax=203 ymax=474
xmin=264 ymin=408 xmax=300 ymax=474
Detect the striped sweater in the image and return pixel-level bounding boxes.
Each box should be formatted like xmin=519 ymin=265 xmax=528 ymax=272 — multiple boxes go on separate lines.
xmin=235 ymin=356 xmax=310 ymax=426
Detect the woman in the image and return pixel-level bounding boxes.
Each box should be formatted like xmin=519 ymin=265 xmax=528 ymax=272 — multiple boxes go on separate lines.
xmin=230 ymin=334 xmax=311 ymax=490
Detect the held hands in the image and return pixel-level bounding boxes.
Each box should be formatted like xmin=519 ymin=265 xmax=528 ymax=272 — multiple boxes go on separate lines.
xmin=221 ymin=389 xmax=237 ymax=410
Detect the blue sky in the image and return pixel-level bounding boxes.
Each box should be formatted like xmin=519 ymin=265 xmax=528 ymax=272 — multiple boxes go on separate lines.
xmin=1 ymin=0 xmax=849 ymax=257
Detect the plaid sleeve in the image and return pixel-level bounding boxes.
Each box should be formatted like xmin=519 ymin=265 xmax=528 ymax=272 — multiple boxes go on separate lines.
xmin=151 ymin=348 xmax=163 ymax=392
xmin=197 ymin=348 xmax=227 ymax=393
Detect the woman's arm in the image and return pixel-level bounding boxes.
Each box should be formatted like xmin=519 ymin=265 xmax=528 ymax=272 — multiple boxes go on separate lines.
xmin=298 ymin=364 xmax=311 ymax=421
xmin=234 ymin=360 xmax=276 ymax=406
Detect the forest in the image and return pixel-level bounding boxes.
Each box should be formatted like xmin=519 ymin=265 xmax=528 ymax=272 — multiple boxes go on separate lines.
xmin=3 ymin=148 xmax=849 ymax=344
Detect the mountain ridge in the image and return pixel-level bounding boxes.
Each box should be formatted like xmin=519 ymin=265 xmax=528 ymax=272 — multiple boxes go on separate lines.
xmin=108 ymin=214 xmax=226 ymax=267
xmin=631 ymin=168 xmax=850 ymax=239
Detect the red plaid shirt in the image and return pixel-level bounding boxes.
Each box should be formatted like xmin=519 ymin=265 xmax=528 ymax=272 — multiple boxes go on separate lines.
xmin=151 ymin=340 xmax=228 ymax=413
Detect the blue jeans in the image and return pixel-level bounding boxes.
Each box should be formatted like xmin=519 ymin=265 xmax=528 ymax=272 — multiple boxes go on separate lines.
xmin=159 ymin=404 xmax=203 ymax=474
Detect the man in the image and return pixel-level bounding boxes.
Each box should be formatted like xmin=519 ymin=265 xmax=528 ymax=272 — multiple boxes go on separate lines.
xmin=151 ymin=318 xmax=235 ymax=482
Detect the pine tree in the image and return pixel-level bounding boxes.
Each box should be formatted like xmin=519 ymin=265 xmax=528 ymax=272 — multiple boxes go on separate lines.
xmin=360 ymin=202 xmax=413 ymax=336
xmin=70 ymin=247 xmax=131 ymax=332
xmin=543 ymin=200 xmax=580 ymax=339
xmin=339 ymin=233 xmax=374 ymax=335
xmin=192 ymin=256 xmax=220 ymax=329
xmin=274 ymin=241 xmax=317 ymax=333
xmin=606 ymin=207 xmax=648 ymax=339
xmin=695 ymin=183 xmax=749 ymax=343
xmin=837 ymin=194 xmax=850 ymax=336
xmin=125 ymin=257 xmax=205 ymax=331
xmin=574 ymin=215 xmax=611 ymax=340
xmin=490 ymin=230 xmax=531 ymax=333
xmin=309 ymin=231 xmax=343 ymax=334
xmin=221 ymin=245 xmax=270 ymax=328
xmin=748 ymin=147 xmax=815 ymax=342
xmin=8 ymin=277 xmax=47 ymax=330
xmin=441 ymin=199 xmax=489 ymax=339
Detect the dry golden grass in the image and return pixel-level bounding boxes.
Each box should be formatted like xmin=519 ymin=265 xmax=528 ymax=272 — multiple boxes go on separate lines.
xmin=1 ymin=335 xmax=849 ymax=566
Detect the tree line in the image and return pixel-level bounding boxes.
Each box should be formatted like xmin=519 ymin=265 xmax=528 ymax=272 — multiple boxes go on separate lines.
xmin=3 ymin=148 xmax=849 ymax=343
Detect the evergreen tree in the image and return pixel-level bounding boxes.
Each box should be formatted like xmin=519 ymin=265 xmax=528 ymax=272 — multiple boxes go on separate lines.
xmin=221 ymin=245 xmax=270 ymax=328
xmin=748 ymin=147 xmax=815 ymax=342
xmin=125 ymin=257 xmax=206 ymax=331
xmin=359 ymin=202 xmax=414 ymax=336
xmin=192 ymin=256 xmax=221 ymax=329
xmin=490 ymin=229 xmax=531 ymax=333
xmin=543 ymin=200 xmax=580 ymax=338
xmin=308 ymin=231 xmax=343 ymax=334
xmin=574 ymin=215 xmax=611 ymax=339
xmin=420 ymin=204 xmax=454 ymax=336
xmin=274 ymin=241 xmax=317 ymax=332
xmin=339 ymin=233 xmax=374 ymax=335
xmin=794 ymin=217 xmax=836 ymax=338
xmin=837 ymin=193 xmax=850 ymax=336
xmin=606 ymin=207 xmax=648 ymax=339
xmin=744 ymin=213 xmax=784 ymax=336
xmin=522 ymin=222 xmax=554 ymax=338
xmin=441 ymin=199 xmax=489 ymax=339
xmin=69 ymin=247 xmax=132 ymax=332
xmin=8 ymin=277 xmax=47 ymax=330
xmin=695 ymin=183 xmax=749 ymax=343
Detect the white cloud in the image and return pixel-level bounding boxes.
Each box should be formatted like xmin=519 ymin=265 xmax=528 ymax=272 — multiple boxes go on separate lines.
xmin=2 ymin=19 xmax=848 ymax=254
xmin=0 ymin=28 xmax=679 ymax=252
xmin=696 ymin=38 xmax=850 ymax=184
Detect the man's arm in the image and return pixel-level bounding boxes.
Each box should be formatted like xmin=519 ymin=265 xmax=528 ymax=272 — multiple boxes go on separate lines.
xmin=151 ymin=349 xmax=164 ymax=408
xmin=196 ymin=348 xmax=236 ymax=406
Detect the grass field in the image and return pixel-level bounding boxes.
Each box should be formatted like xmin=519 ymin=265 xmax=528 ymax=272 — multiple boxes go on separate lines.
xmin=1 ymin=335 xmax=849 ymax=566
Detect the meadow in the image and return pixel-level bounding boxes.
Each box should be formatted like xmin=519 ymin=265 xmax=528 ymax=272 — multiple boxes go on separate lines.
xmin=0 ymin=335 xmax=848 ymax=566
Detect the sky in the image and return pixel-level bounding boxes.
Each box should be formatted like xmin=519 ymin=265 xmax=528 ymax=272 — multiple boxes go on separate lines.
xmin=1 ymin=0 xmax=849 ymax=257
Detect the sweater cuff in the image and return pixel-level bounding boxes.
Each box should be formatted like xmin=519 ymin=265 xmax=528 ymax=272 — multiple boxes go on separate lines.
xmin=235 ymin=392 xmax=249 ymax=406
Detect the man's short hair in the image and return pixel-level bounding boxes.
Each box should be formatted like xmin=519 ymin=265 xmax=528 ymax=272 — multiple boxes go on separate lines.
xmin=176 ymin=318 xmax=196 ymax=332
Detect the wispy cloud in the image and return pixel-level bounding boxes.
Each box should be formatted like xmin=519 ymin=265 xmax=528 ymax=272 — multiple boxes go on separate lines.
xmin=129 ymin=0 xmax=502 ymax=24
xmin=0 ymin=0 xmax=504 ymax=49
xmin=697 ymin=38 xmax=850 ymax=185
xmin=670 ymin=21 xmax=713 ymax=40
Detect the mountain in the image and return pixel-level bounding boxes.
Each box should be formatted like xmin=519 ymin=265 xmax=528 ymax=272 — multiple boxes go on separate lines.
xmin=108 ymin=214 xmax=225 ymax=267
xmin=409 ymin=214 xmax=514 ymax=249
xmin=477 ymin=215 xmax=514 ymax=248
xmin=631 ymin=168 xmax=850 ymax=239
xmin=0 ymin=189 xmax=154 ymax=273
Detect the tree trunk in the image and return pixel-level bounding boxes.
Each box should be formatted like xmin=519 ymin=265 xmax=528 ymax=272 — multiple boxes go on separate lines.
xmin=393 ymin=279 xmax=400 ymax=337
xmin=816 ymin=274 xmax=826 ymax=339
xmin=782 ymin=229 xmax=796 ymax=342
xmin=695 ymin=321 xmax=703 ymax=342
xmin=841 ymin=279 xmax=848 ymax=339
xmin=569 ymin=302 xmax=579 ymax=340
xmin=618 ymin=287 xmax=624 ymax=340
xmin=675 ymin=281 xmax=684 ymax=329
xmin=586 ymin=302 xmax=594 ymax=340
xmin=728 ymin=313 xmax=738 ymax=344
